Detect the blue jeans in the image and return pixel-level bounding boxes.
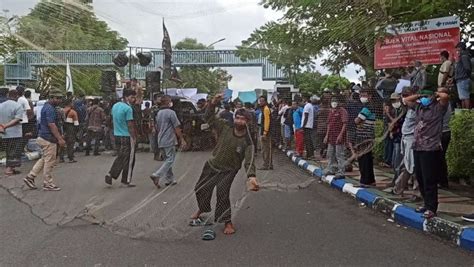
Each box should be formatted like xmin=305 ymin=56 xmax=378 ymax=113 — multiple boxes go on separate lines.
xmin=384 ymin=137 xmax=394 ymax=165
xmin=152 ymin=146 xmax=176 ymax=183
xmin=456 ymin=79 xmax=471 ymax=100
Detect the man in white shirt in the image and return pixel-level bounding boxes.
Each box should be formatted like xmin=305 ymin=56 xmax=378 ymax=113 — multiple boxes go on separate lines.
xmin=302 ymin=96 xmax=315 ymax=159
xmin=16 ymin=86 xmax=34 ymax=150
xmin=438 ymin=50 xmax=453 ymax=87
xmin=16 ymin=87 xmax=32 ymax=124
xmin=278 ymin=100 xmax=289 ymax=149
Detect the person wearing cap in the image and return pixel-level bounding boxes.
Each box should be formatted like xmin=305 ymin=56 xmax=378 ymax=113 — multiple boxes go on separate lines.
xmin=403 ymin=86 xmax=449 ymax=219
xmin=24 ymin=88 xmax=66 ymax=191
xmin=0 ymin=88 xmax=25 ymax=176
xmin=105 ymin=89 xmax=138 ymax=187
xmin=454 ymin=42 xmax=472 ymax=109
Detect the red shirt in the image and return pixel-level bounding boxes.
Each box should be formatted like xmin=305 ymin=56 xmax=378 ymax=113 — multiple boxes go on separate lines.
xmin=327 ymin=107 xmax=348 ymax=145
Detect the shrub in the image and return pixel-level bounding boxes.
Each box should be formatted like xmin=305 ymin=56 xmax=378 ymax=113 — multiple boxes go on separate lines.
xmin=373 ymin=120 xmax=385 ymax=162
xmin=447 ymin=110 xmax=474 ymax=181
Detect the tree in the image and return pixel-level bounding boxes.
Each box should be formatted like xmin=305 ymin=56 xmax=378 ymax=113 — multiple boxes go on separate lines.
xmin=0 ymin=13 xmax=24 ymax=63
xmin=294 ymin=71 xmax=327 ymax=96
xmin=12 ymin=0 xmax=128 ymax=95
xmin=165 ymin=38 xmax=232 ymax=95
xmin=320 ymin=75 xmax=350 ymax=92
xmin=238 ymin=0 xmax=474 ymax=79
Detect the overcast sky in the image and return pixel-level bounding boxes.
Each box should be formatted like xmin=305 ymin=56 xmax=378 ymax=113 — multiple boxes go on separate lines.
xmin=2 ymin=0 xmax=361 ymax=91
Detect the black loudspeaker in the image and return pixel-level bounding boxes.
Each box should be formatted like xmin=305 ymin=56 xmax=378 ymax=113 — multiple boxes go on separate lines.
xmin=101 ymin=71 xmax=116 ymax=93
xmin=113 ymin=52 xmax=128 ymax=67
xmin=146 ymin=71 xmax=161 ymax=94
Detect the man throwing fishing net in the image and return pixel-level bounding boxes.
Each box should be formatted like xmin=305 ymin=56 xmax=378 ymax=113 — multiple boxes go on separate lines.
xmin=191 ymin=93 xmax=260 ymax=235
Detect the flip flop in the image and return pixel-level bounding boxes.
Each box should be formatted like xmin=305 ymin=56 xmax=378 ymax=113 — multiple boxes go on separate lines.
xmin=189 ymin=218 xmax=213 ymax=227
xmin=202 ymin=229 xmax=216 ymax=241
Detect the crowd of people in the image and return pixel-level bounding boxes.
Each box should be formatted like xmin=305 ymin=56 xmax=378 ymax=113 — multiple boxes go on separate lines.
xmin=0 ymin=42 xmax=473 ymax=230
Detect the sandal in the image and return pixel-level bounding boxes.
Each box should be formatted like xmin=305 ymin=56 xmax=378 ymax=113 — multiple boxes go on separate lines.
xmin=189 ymin=218 xmax=213 ymax=227
xmin=415 ymin=206 xmax=427 ymax=213
xmin=4 ymin=170 xmax=21 ymax=176
xmin=202 ymin=229 xmax=216 ymax=241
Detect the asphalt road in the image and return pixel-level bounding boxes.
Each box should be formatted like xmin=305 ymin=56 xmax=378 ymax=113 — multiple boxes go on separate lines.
xmin=0 ymin=151 xmax=473 ymax=266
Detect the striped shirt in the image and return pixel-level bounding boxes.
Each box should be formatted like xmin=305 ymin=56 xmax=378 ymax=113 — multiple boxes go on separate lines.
xmin=356 ymin=107 xmax=375 ymax=143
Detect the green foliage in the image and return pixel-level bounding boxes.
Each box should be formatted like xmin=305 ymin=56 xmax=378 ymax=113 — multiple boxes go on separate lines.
xmin=373 ymin=120 xmax=385 ymax=163
xmin=294 ymin=71 xmax=327 ymax=96
xmin=239 ymin=0 xmax=474 ymax=78
xmin=0 ymin=15 xmax=24 ymax=63
xmin=447 ymin=110 xmax=474 ymax=181
xmin=169 ymin=38 xmax=232 ymax=94
xmin=12 ymin=0 xmax=128 ymax=94
xmin=320 ymin=75 xmax=350 ymax=92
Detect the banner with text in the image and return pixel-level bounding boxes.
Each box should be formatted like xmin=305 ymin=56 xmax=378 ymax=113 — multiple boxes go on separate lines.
xmin=374 ymin=16 xmax=460 ymax=69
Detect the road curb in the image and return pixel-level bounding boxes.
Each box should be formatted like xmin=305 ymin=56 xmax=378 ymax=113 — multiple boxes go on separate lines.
xmin=281 ymin=149 xmax=474 ymax=251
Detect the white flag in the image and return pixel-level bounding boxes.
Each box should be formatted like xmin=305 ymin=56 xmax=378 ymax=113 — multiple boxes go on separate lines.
xmin=66 ymin=60 xmax=74 ymax=93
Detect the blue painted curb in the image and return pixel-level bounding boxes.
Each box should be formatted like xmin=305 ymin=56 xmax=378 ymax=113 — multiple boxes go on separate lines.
xmin=355 ymin=189 xmax=378 ymax=207
xmin=312 ymin=168 xmax=323 ymax=177
xmin=460 ymin=228 xmax=474 ymax=251
xmin=331 ymin=179 xmax=346 ymax=191
xmin=280 ymin=148 xmax=474 ymax=251
xmin=394 ymin=206 xmax=425 ymax=231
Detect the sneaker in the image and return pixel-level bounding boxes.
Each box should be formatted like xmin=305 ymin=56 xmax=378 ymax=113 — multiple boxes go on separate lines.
xmin=68 ymin=159 xmax=77 ymax=163
xmin=461 ymin=213 xmax=474 ymax=222
xmin=105 ymin=174 xmax=113 ymax=185
xmin=43 ymin=184 xmax=61 ymax=191
xmin=23 ymin=176 xmax=37 ymax=190
xmin=165 ymin=181 xmax=178 ymax=186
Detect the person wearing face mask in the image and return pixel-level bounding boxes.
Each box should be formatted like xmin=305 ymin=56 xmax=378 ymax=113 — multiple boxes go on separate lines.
xmin=354 ymin=89 xmax=376 ymax=187
xmin=323 ymin=95 xmax=348 ymax=179
xmin=392 ymin=87 xmax=417 ymax=196
xmin=387 ymin=93 xmax=406 ymax=186
xmin=403 ymin=87 xmax=449 ymax=219
xmin=149 ymin=95 xmax=186 ymax=188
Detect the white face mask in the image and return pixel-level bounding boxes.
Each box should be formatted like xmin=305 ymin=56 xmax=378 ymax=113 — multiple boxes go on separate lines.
xmin=169 ymin=102 xmax=173 ymax=108
xmin=392 ymin=102 xmax=401 ymax=109
xmin=360 ymin=97 xmax=368 ymax=104
xmin=331 ymin=102 xmax=338 ymax=108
